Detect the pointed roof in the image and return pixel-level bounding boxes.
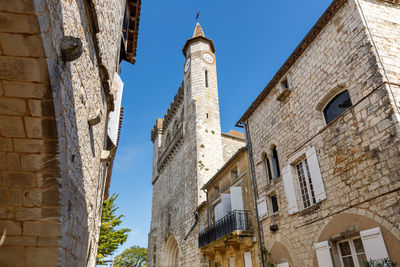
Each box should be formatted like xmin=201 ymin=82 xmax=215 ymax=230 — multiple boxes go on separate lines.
xmin=182 ymin=22 xmax=215 ymax=56
xmin=192 ymin=22 xmax=205 ymax=38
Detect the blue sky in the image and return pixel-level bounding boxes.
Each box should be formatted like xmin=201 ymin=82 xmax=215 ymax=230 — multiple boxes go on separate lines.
xmin=109 ymin=0 xmax=332 ymax=257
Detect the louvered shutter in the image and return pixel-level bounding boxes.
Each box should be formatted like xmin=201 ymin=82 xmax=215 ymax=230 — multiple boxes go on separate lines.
xmin=360 ymin=227 xmax=389 ymax=260
xmin=281 ymin=165 xmax=298 ymax=214
xmin=306 ymin=146 xmax=326 ymax=202
xmin=244 ymin=251 xmax=252 ymax=267
xmin=214 ymin=202 xmax=223 ymax=222
xmin=315 ymin=241 xmax=334 ymax=267
xmin=230 ymin=186 xmax=244 ymax=211
xmin=257 ymin=196 xmax=268 ymax=217
xmin=221 ymin=193 xmax=232 ymax=217
xmin=107 ymin=73 xmax=124 ymax=146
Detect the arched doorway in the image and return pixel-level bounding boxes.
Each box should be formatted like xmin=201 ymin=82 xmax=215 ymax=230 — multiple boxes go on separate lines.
xmin=164 ymin=235 xmax=179 ymax=267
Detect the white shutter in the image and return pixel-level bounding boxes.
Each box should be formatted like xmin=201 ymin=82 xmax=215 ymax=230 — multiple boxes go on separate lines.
xmin=244 ymin=251 xmax=252 ymax=267
xmin=276 ymin=263 xmax=289 ymax=267
xmin=281 ymin=165 xmax=298 ymax=214
xmin=360 ymin=227 xmax=389 ymax=260
xmin=257 ymin=196 xmax=268 ymax=218
xmin=230 ymin=187 xmax=244 ymax=211
xmin=107 ymin=73 xmax=124 ymax=146
xmin=315 ymin=241 xmax=334 ymax=267
xmin=214 ymin=202 xmax=223 ymax=222
xmin=306 ymin=146 xmax=326 ymax=202
xmin=229 ymin=257 xmax=236 ymax=267
xmin=221 ymin=194 xmax=232 ymax=217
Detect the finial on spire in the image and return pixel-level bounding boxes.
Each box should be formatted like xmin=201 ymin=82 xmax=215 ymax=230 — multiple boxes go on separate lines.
xmin=196 ymin=11 xmax=200 ymax=22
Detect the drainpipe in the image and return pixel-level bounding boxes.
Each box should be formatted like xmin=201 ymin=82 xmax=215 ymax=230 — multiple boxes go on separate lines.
xmin=240 ymin=121 xmax=266 ymax=267
xmin=202 ymin=188 xmax=210 ymax=227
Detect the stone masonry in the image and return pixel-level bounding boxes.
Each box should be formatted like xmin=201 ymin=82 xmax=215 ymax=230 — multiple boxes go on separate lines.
xmin=0 ymin=0 xmax=141 ymax=266
xmin=148 ymin=23 xmax=244 ymax=267
xmin=237 ymin=0 xmax=400 ymax=266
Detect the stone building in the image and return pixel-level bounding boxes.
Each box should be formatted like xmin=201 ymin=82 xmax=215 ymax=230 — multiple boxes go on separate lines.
xmin=199 ymin=147 xmax=261 ymax=267
xmin=148 ymin=23 xmax=245 ymax=266
xmin=0 ymin=0 xmax=141 ymax=266
xmin=236 ymin=0 xmax=400 ymax=266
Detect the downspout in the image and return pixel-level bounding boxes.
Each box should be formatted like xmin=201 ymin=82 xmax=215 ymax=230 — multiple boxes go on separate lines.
xmin=240 ymin=120 xmax=266 ymax=267
xmin=202 ymin=188 xmax=211 ymax=267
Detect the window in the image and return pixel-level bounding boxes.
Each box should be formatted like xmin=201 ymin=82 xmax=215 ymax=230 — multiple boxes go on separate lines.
xmin=265 ymin=154 xmax=273 ymax=182
xmin=271 ymin=194 xmax=279 ymax=213
xmin=272 ymin=146 xmax=281 ymax=179
xmin=205 ymin=70 xmax=208 ymax=87
xmin=295 ymin=158 xmax=316 ymax=208
xmin=281 ymin=78 xmax=289 ymax=90
xmin=231 ymin=168 xmax=238 ymax=180
xmin=323 ymin=90 xmax=352 ymax=124
xmin=337 ymin=238 xmax=367 ymax=267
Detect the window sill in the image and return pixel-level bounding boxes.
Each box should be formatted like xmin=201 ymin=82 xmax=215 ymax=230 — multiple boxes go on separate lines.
xmin=298 ymin=201 xmax=322 ymax=216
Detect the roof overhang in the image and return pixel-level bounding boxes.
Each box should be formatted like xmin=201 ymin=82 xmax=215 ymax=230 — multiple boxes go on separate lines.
xmin=125 ymin=0 xmax=141 ymax=64
xmin=182 ymin=36 xmax=215 ymax=56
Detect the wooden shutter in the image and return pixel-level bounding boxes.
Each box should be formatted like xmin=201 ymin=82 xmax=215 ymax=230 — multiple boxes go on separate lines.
xmin=281 ymin=165 xmax=298 ymax=214
xmin=244 ymin=251 xmax=252 ymax=267
xmin=360 ymin=227 xmax=389 ymax=260
xmin=107 ymin=73 xmax=124 ymax=146
xmin=315 ymin=241 xmax=334 ymax=267
xmin=276 ymin=263 xmax=289 ymax=267
xmin=230 ymin=186 xmax=244 ymax=211
xmin=257 ymin=196 xmax=268 ymax=217
xmin=214 ymin=202 xmax=223 ymax=222
xmin=229 ymin=256 xmax=236 ymax=267
xmin=306 ymin=146 xmax=326 ymax=202
xmin=221 ymin=193 xmax=232 ymax=217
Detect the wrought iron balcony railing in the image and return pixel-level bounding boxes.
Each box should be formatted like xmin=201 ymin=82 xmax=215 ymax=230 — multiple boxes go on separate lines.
xmin=198 ymin=210 xmax=252 ymax=248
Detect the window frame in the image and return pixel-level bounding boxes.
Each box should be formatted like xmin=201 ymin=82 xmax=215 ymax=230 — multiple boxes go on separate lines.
xmin=321 ymin=89 xmax=353 ymax=125
xmin=270 ymin=194 xmax=279 ymax=214
xmin=295 ymin=157 xmax=316 ymax=209
xmin=337 ymin=236 xmax=367 ymax=267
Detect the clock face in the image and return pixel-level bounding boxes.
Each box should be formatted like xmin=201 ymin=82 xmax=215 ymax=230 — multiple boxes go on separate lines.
xmin=184 ymin=57 xmax=191 ymax=73
xmin=202 ymin=53 xmax=214 ymax=64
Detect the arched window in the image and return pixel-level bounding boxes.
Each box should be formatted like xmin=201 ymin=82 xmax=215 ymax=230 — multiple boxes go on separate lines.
xmin=323 ymin=90 xmax=352 ymax=124
xmin=271 ymin=146 xmax=281 ymax=179
xmin=265 ymin=154 xmax=273 ymax=182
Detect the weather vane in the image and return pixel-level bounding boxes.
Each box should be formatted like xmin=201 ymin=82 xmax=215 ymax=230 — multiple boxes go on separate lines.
xmin=196 ymin=11 xmax=200 ymax=22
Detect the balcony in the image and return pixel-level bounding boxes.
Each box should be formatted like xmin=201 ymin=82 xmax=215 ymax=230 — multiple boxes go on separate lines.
xmin=199 ymin=210 xmax=252 ymax=248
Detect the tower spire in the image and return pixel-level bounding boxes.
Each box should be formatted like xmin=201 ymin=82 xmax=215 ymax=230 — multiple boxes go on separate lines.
xmin=192 ymin=22 xmax=205 ymax=38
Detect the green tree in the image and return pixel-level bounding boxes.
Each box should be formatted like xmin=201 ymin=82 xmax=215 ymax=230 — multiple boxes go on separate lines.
xmin=113 ymin=246 xmax=147 ymax=267
xmin=97 ymin=194 xmax=131 ymax=265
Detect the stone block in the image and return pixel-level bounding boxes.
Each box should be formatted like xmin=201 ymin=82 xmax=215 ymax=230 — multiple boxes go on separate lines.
xmin=0 ymin=247 xmax=25 ymax=266
xmin=21 ymin=153 xmax=42 ymax=171
xmin=29 ymin=99 xmax=55 ymax=117
xmin=0 ymin=33 xmax=44 ymax=57
xmin=23 ymin=188 xmax=60 ymax=207
xmin=0 ymin=187 xmax=8 ymax=205
xmin=0 ymin=207 xmax=13 ymax=219
xmin=0 ymin=220 xmax=22 ymax=235
xmin=9 ymin=188 xmax=21 ymax=206
xmin=3 ymin=80 xmax=51 ymax=98
xmin=15 ymin=207 xmax=59 ymax=221
xmin=3 ymin=236 xmax=36 ymax=246
xmin=38 ymin=236 xmax=59 ymax=247
xmin=24 ymin=117 xmax=57 ymax=138
xmin=1 ymin=171 xmax=36 ymax=187
xmin=0 ymin=13 xmax=39 ymax=33
xmin=13 ymin=138 xmax=44 ymax=153
xmin=0 ymin=0 xmax=35 ymax=14
xmin=0 ymin=138 xmax=12 ymax=151
xmin=23 ymin=221 xmax=61 ymax=237
xmin=0 ymin=56 xmax=49 ymax=82
xmin=0 ymin=152 xmax=6 ymax=169
xmin=26 ymin=247 xmax=59 ymax=267
xmin=0 ymin=116 xmax=25 ymax=137
xmin=37 ymin=173 xmax=60 ymax=188
xmin=0 ymin=98 xmax=26 ymax=115
xmin=7 ymin=152 xmax=21 ymax=170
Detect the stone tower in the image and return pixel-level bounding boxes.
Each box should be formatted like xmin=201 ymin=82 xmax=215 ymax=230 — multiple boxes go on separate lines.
xmin=148 ymin=22 xmax=229 ymax=266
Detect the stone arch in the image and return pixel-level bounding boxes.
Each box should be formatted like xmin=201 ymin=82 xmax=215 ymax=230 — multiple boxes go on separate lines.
xmin=266 ymin=233 xmax=299 ymax=266
xmin=311 ymin=208 xmax=400 ymax=266
xmin=163 ymin=234 xmax=179 ymax=267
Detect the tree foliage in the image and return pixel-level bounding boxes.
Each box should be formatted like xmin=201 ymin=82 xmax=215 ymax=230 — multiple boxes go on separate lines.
xmin=114 ymin=246 xmax=147 ymax=267
xmin=97 ymin=193 xmax=131 ymax=265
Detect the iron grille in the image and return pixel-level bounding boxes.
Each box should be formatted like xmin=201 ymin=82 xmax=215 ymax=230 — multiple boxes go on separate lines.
xmin=198 ymin=210 xmax=252 ymax=248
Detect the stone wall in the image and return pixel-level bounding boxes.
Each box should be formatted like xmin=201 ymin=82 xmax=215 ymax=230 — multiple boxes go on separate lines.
xmin=242 ymin=0 xmax=400 ymax=266
xmin=0 ymin=0 xmax=130 ymax=266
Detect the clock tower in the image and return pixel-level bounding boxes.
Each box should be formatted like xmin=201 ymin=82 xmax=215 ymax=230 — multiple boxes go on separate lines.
xmin=182 ymin=22 xmax=224 ymax=204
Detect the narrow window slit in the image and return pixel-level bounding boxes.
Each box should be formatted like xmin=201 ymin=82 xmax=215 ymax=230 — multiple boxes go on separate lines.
xmin=205 ymin=70 xmax=208 ymax=87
